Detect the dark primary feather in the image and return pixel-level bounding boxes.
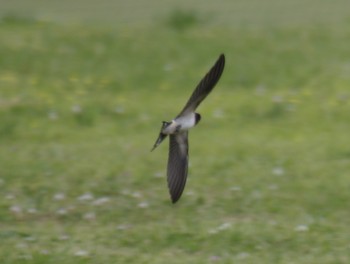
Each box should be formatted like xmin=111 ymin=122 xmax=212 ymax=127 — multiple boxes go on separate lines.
xmin=177 ymin=54 xmax=225 ymax=117
xmin=167 ymin=131 xmax=189 ymax=203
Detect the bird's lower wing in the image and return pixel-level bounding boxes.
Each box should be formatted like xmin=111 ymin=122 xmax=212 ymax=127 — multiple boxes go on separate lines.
xmin=167 ymin=132 xmax=189 ymax=203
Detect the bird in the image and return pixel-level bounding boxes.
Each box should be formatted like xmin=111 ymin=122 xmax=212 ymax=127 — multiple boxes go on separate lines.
xmin=151 ymin=54 xmax=225 ymax=203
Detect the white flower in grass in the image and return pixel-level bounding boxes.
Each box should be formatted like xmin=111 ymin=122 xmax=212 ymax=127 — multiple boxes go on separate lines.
xmin=24 ymin=236 xmax=36 ymax=242
xmin=71 ymin=104 xmax=82 ymax=113
xmin=48 ymin=111 xmax=58 ymax=120
xmin=18 ymin=254 xmax=33 ymax=260
xmin=67 ymin=205 xmax=76 ymax=211
xmin=154 ymin=171 xmax=163 ymax=178
xmin=251 ymin=190 xmax=262 ymax=199
xmin=5 ymin=193 xmax=15 ymax=200
xmin=268 ymin=220 xmax=278 ymax=226
xmin=77 ymin=192 xmax=94 ymax=201
xmin=40 ymin=249 xmax=50 ymax=255
xmin=121 ymin=189 xmax=131 ymax=195
xmin=56 ymin=208 xmax=67 ymax=215
xmin=58 ymin=234 xmax=70 ymax=241
xmin=131 ymin=192 xmax=141 ymax=198
xmin=208 ymin=222 xmax=232 ymax=234
xmin=255 ymin=84 xmax=266 ymax=96
xmin=83 ymin=212 xmax=96 ymax=221
xmin=115 ymin=106 xmax=125 ymax=114
xmin=53 ymin=193 xmax=65 ymax=201
xmin=139 ymin=113 xmax=150 ymax=121
xmin=208 ymin=229 xmax=218 ymax=234
xmin=10 ymin=205 xmax=22 ymax=214
xmin=268 ymin=184 xmax=279 ymax=190
xmin=138 ymin=201 xmax=149 ymax=208
xmin=185 ymin=190 xmax=195 ymax=196
xmin=272 ymin=166 xmax=285 ymax=176
xmin=294 ymin=224 xmax=309 ymax=232
xmin=209 ymin=255 xmax=221 ymax=261
xmin=27 ymin=208 xmax=37 ymax=214
xmin=212 ymin=108 xmax=225 ymax=119
xmin=272 ymin=95 xmax=283 ymax=103
xmin=230 ymin=186 xmax=241 ymax=192
xmin=16 ymin=242 xmax=28 ymax=249
xmin=163 ymin=63 xmax=173 ymax=71
xmin=92 ymin=197 xmax=110 ymax=206
xmin=217 ymin=222 xmax=231 ymax=231
xmin=286 ymin=103 xmax=296 ymax=112
xmin=116 ymin=224 xmax=131 ymax=230
xmin=236 ymin=252 xmax=250 ymax=259
xmin=74 ymin=250 xmax=89 ymax=257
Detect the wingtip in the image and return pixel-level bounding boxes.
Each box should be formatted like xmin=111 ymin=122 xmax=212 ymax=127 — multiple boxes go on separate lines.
xmin=171 ymin=195 xmax=180 ymax=204
xmin=170 ymin=187 xmax=184 ymax=204
xmin=218 ymin=53 xmax=225 ymax=63
xmin=213 ymin=53 xmax=225 ymax=72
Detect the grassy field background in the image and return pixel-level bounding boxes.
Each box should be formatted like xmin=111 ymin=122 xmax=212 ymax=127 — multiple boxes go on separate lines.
xmin=1 ymin=1 xmax=350 ymax=263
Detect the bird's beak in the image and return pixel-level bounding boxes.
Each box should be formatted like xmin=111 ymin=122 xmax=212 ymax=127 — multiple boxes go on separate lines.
xmin=151 ymin=132 xmax=167 ymax=151
xmin=151 ymin=121 xmax=171 ymax=151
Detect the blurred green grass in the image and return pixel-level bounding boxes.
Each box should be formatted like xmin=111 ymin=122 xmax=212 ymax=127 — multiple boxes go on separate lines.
xmin=1 ymin=1 xmax=350 ymax=263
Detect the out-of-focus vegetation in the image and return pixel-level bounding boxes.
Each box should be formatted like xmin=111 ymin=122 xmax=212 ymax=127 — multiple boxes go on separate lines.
xmin=1 ymin=1 xmax=350 ymax=263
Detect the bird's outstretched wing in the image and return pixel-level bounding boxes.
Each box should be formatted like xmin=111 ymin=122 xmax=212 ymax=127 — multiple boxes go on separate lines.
xmin=167 ymin=131 xmax=189 ymax=203
xmin=177 ymin=54 xmax=225 ymax=117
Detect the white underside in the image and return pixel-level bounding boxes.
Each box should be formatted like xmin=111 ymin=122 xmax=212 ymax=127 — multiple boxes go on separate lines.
xmin=175 ymin=113 xmax=196 ymax=130
xmin=162 ymin=113 xmax=196 ymax=134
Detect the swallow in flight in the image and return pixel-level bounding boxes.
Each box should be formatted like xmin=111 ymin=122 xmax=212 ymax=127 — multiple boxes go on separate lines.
xmin=151 ymin=54 xmax=225 ymax=203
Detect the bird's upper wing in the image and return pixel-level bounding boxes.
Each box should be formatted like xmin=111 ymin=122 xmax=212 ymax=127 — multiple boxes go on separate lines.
xmin=167 ymin=131 xmax=189 ymax=203
xmin=177 ymin=54 xmax=225 ymax=117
